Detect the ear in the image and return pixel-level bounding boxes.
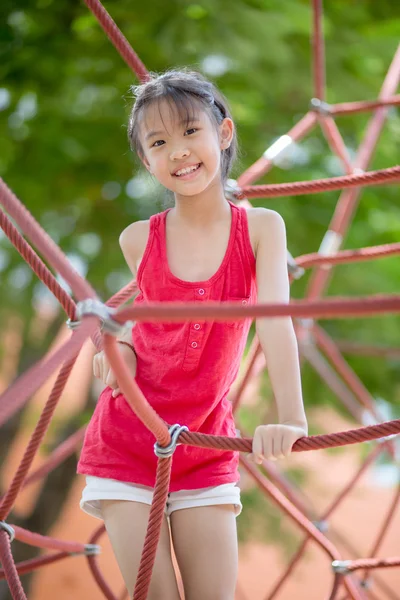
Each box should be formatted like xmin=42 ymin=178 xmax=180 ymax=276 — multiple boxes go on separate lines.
xmin=141 ymin=154 xmax=152 ymax=173
xmin=219 ymin=118 xmax=234 ymax=149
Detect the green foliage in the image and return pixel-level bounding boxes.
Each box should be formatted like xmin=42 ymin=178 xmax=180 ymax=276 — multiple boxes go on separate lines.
xmin=1 ymin=0 xmax=399 ymax=402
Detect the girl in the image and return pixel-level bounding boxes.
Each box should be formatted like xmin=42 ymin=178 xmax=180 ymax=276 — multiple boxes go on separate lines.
xmin=78 ymin=69 xmax=307 ymax=600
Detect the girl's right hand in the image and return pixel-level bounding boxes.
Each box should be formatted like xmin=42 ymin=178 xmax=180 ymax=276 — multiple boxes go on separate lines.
xmin=93 ymin=345 xmax=137 ymax=398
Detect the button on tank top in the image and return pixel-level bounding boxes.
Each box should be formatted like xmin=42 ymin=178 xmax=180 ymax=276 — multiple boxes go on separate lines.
xmin=78 ymin=201 xmax=257 ymax=491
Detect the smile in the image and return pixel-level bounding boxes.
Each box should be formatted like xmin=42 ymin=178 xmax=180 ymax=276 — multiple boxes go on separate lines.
xmin=173 ymin=163 xmax=202 ymax=178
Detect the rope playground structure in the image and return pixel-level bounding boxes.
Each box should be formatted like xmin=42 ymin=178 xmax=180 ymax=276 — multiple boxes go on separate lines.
xmin=0 ymin=0 xmax=400 ymax=598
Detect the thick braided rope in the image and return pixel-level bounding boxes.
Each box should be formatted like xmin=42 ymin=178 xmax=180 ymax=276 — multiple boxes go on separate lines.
xmin=307 ymin=44 xmax=400 ymax=302
xmin=318 ymin=116 xmax=353 ymax=174
xmin=331 ymin=95 xmax=400 ymax=115
xmin=312 ymin=325 xmax=379 ymax=417
xmin=0 ymin=532 xmax=26 ymax=600
xmin=0 ymin=209 xmax=76 ymax=317
xmin=266 ymin=444 xmax=387 ymax=600
xmin=336 ymin=340 xmax=400 ymax=359
xmin=8 ymin=526 xmax=88 ymax=554
xmin=0 ymin=318 xmax=97 ymax=428
xmin=177 ymin=419 xmax=400 ymax=454
xmin=0 ymin=2 xmax=396 ymax=596
xmin=0 ymin=358 xmax=77 ymax=520
xmin=296 ymin=242 xmax=400 ymax=269
xmin=343 ymin=557 xmax=400 ymax=573
xmin=87 ymin=526 xmax=117 ymax=600
xmin=0 ymin=552 xmax=70 ymax=581
xmin=239 ymin=165 xmax=400 ymax=199
xmin=82 ymin=0 xmax=149 ymax=82
xmin=360 ymin=484 xmax=400 ymax=582
xmin=116 ymin=294 xmax=400 ymax=323
xmin=311 ymin=0 xmax=325 ymax=100
xmin=133 ymin=458 xmax=172 ymax=600
xmin=237 ymin=112 xmax=317 ymax=187
xmin=21 ymin=427 xmax=87 ymax=488
xmin=0 ymin=279 xmax=135 ymax=517
xmin=0 ymin=179 xmax=96 ymax=302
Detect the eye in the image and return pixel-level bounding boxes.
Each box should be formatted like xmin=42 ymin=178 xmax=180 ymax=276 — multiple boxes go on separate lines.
xmin=152 ymin=140 xmax=165 ymax=148
xmin=185 ymin=128 xmax=198 ymax=136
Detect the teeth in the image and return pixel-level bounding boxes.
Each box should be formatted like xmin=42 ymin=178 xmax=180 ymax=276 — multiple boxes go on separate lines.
xmin=175 ymin=164 xmax=200 ymax=176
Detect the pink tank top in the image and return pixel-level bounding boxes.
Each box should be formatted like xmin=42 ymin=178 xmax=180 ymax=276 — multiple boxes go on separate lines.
xmin=78 ymin=202 xmax=257 ymax=491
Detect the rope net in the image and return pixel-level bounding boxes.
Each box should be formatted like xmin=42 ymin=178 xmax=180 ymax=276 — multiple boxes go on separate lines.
xmin=0 ymin=0 xmax=399 ymax=598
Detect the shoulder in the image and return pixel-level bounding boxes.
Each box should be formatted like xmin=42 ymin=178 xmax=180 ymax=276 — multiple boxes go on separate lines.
xmin=245 ymin=207 xmax=286 ymax=256
xmin=119 ymin=218 xmax=151 ymax=250
xmin=119 ymin=219 xmax=151 ymax=277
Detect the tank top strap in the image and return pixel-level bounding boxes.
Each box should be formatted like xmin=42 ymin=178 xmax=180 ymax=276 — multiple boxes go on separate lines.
xmin=230 ymin=202 xmax=256 ymax=275
xmin=136 ymin=209 xmax=171 ymax=287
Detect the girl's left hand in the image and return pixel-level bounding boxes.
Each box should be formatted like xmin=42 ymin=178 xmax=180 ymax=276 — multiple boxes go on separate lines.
xmin=249 ymin=424 xmax=307 ymax=464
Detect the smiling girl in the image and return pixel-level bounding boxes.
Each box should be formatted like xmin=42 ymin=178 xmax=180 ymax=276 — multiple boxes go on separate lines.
xmin=78 ymin=69 xmax=307 ymax=600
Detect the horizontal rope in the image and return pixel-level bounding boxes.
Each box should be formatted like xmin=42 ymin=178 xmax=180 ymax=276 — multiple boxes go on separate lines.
xmin=341 ymin=557 xmax=400 ymax=573
xmin=115 ymin=294 xmax=400 ymax=323
xmin=331 ymin=95 xmax=400 ymax=115
xmin=177 ymin=418 xmax=400 ymax=454
xmin=0 ymin=552 xmax=70 ymax=581
xmin=296 ymin=242 xmax=400 ymax=270
xmin=238 ymin=165 xmax=400 ymax=199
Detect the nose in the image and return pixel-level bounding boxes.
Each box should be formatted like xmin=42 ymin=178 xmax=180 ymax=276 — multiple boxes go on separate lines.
xmin=170 ymin=146 xmax=190 ymax=161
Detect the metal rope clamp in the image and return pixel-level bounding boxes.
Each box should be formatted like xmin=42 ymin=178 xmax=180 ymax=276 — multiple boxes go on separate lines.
xmin=66 ymin=298 xmax=130 ymax=337
xmin=154 ymin=424 xmax=189 ymax=459
xmin=0 ymin=521 xmax=15 ymax=543
xmin=331 ymin=560 xmax=352 ymax=575
xmin=70 ymin=544 xmax=101 ymax=557
xmin=224 ymin=179 xmax=242 ymax=202
xmin=310 ymin=97 xmax=332 ymax=116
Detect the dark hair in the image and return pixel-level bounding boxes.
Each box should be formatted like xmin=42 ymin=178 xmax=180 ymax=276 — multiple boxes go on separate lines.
xmin=127 ymin=69 xmax=237 ymax=183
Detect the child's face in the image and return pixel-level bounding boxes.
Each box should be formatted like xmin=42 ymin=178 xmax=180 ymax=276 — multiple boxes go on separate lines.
xmin=139 ymin=98 xmax=233 ymax=197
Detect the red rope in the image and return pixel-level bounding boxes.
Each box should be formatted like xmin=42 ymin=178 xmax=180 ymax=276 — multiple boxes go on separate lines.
xmin=0 ymin=551 xmax=70 ymax=580
xmin=87 ymin=526 xmax=117 ymax=600
xmin=116 ymin=294 xmax=400 ymax=323
xmin=318 ymin=116 xmax=353 ymax=174
xmin=0 ymin=209 xmax=76 ymax=317
xmin=237 ymin=111 xmax=317 ymax=187
xmin=296 ymin=242 xmax=400 ymax=269
xmin=307 ymin=44 xmax=400 ymax=301
xmin=264 ymin=443 xmax=387 ymax=599
xmin=311 ymin=0 xmax=326 ymax=100
xmin=239 ymin=165 xmax=400 ymax=199
xmin=0 ymin=179 xmax=96 ymax=303
xmin=361 ymin=484 xmax=400 ymax=582
xmin=1 ymin=1 xmax=399 ymax=598
xmin=0 ymin=532 xmax=27 ymax=600
xmin=335 ymin=340 xmax=400 ymax=360
xmin=176 ymin=419 xmax=400 ymax=454
xmin=331 ymin=94 xmax=400 ymax=115
xmin=344 ymin=557 xmax=400 ymax=573
xmin=82 ymin=0 xmax=149 ymax=82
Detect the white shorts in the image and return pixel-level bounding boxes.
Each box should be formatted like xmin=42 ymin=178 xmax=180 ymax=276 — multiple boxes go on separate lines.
xmin=80 ymin=476 xmax=242 ymax=520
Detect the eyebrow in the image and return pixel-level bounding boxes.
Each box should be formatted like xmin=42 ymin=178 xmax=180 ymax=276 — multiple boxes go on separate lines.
xmin=145 ymin=118 xmax=201 ymax=141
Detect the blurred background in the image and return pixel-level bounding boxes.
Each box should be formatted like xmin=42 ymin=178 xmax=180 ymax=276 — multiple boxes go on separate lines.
xmin=0 ymin=0 xmax=399 ymax=598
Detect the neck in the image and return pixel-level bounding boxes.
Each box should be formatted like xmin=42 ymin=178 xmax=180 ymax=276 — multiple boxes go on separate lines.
xmin=172 ymin=180 xmax=230 ymax=226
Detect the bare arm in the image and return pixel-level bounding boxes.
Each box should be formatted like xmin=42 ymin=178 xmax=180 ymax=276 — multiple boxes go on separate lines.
xmin=254 ymin=209 xmax=307 ymax=432
xmin=117 ymin=219 xmax=150 ymax=344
